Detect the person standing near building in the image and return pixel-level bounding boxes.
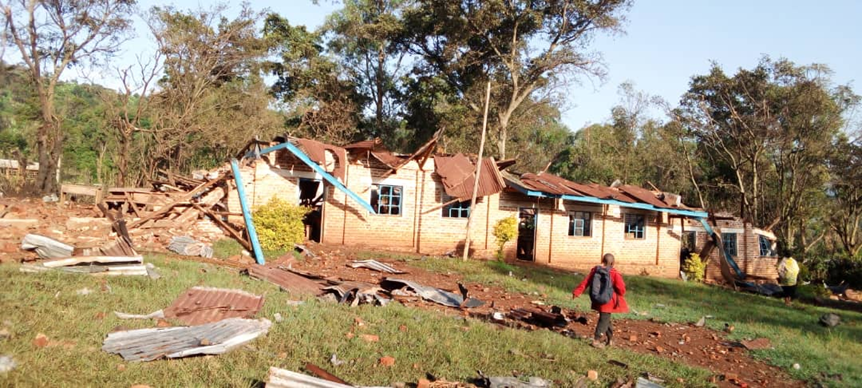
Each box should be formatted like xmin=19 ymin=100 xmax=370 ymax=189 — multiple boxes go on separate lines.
xmin=777 ymin=256 xmax=800 ymax=306
xmin=572 ymin=253 xmax=629 ymax=348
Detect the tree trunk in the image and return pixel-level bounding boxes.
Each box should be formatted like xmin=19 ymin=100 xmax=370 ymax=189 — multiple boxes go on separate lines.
xmin=34 ymin=90 xmax=61 ymax=195
xmin=498 ymin=114 xmax=509 ymax=159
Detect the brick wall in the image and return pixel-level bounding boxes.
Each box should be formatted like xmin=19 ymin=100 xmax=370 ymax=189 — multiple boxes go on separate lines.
xmin=683 ymin=218 xmax=780 ymax=282
xmin=227 ymin=151 xmax=688 ymax=278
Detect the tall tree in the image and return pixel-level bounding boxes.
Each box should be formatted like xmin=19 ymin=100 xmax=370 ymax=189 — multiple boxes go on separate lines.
xmin=144 ymin=3 xmax=279 ymax=175
xmin=324 ymin=0 xmax=407 ymax=143
xmin=401 ymin=0 xmax=630 ymax=158
xmin=827 ymin=135 xmax=862 ymax=257
xmin=1 ymin=0 xmax=135 ymax=194
xmin=678 ymin=57 xmax=853 ymax=251
xmin=265 ymin=13 xmax=362 ymax=144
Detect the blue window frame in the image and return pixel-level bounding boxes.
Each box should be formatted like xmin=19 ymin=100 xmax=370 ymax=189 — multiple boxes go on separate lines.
xmin=759 ymin=235 xmax=776 ymax=257
xmin=722 ymin=233 xmax=737 ymax=257
xmin=371 ymin=184 xmax=402 ymax=215
xmin=442 ymin=194 xmax=470 ymax=218
xmin=568 ymin=211 xmax=591 ymax=236
xmin=624 ymin=214 xmax=646 ymax=239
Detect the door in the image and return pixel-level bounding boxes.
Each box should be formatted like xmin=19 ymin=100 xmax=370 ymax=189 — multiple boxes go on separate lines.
xmin=298 ymin=178 xmax=324 ymax=242
xmin=516 ymin=208 xmax=537 ymax=261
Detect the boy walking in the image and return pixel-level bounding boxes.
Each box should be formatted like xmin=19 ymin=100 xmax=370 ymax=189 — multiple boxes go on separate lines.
xmin=572 ymin=253 xmax=628 ymax=348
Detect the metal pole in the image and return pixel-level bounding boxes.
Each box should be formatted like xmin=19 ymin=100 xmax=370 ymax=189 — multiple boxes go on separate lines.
xmin=230 ymin=159 xmax=265 ymax=264
xmin=462 ymin=82 xmax=492 ymax=261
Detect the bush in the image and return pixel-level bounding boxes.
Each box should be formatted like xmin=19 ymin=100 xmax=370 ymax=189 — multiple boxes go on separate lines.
xmin=252 ymin=197 xmax=310 ymax=251
xmin=492 ymin=216 xmax=518 ymax=260
xmin=682 ymin=253 xmax=706 ymax=282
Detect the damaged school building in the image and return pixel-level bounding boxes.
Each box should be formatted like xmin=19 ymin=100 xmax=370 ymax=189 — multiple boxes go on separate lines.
xmin=225 ymin=135 xmax=745 ymax=279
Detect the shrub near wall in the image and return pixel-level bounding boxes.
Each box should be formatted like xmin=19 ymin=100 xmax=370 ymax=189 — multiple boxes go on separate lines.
xmin=253 ymin=197 xmax=310 ymax=251
xmin=493 ymin=216 xmax=518 ymax=260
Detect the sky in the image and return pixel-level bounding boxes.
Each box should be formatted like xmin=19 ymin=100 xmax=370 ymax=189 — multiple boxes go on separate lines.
xmin=60 ymin=0 xmax=862 ymax=132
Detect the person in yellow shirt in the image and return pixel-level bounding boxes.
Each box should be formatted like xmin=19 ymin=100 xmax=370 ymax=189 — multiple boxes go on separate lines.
xmin=777 ymin=257 xmax=800 ymax=306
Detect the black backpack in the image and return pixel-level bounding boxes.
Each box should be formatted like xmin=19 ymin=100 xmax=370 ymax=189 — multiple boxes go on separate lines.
xmin=589 ymin=265 xmax=614 ymax=305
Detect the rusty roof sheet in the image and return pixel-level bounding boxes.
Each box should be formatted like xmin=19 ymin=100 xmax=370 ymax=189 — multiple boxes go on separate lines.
xmin=247 ymin=264 xmax=325 ymax=296
xmin=618 ymin=184 xmax=671 ymax=208
xmin=102 ymin=317 xmax=271 ymax=362
xmin=295 ymin=138 xmax=348 ymax=180
xmin=163 ymin=287 xmax=265 ymax=326
xmin=434 ymin=154 xmax=506 ymax=201
xmin=504 ymin=171 xmax=685 ymax=209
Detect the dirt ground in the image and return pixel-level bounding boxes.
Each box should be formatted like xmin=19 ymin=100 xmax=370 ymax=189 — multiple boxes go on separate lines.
xmin=0 ymin=200 xmax=818 ymax=387
xmin=285 ymin=245 xmax=801 ymax=388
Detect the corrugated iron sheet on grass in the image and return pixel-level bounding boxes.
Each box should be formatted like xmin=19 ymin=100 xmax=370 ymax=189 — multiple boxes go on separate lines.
xmin=102 ymin=317 xmax=271 ymax=362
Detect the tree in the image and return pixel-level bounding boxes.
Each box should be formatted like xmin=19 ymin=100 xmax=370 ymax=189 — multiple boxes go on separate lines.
xmin=143 ymin=3 xmax=279 ymax=175
xmin=677 ymin=57 xmax=853 ymax=252
xmin=265 ymin=13 xmax=362 ymax=145
xmin=324 ymin=0 xmax=407 ymax=144
xmin=828 ymin=135 xmax=862 ymax=257
xmin=402 ymin=0 xmax=631 ymax=158
xmin=2 ymin=0 xmax=135 ymax=194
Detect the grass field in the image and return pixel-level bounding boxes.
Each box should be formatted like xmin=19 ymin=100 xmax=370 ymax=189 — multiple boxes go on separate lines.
xmin=359 ymin=251 xmax=862 ymax=387
xmin=0 ymin=253 xmax=858 ymax=387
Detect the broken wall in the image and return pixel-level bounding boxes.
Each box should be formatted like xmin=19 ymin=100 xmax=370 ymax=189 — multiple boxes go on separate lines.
xmin=683 ymin=218 xmax=780 ymax=282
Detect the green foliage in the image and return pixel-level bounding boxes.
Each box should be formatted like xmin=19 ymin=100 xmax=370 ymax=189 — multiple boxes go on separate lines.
xmin=492 ymin=216 xmax=518 ymax=260
xmin=682 ymin=253 xmax=706 ymax=282
xmin=252 ymin=197 xmax=310 ymax=251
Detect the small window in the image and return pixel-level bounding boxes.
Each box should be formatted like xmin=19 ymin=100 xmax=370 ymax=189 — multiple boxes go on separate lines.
xmin=624 ymin=214 xmax=646 ymax=239
xmin=722 ymin=233 xmax=737 ymax=257
xmin=759 ymin=235 xmax=776 ymax=257
xmin=442 ymin=194 xmax=470 ymax=218
xmin=371 ymin=184 xmax=402 ymax=215
xmin=568 ymin=211 xmax=591 ymax=237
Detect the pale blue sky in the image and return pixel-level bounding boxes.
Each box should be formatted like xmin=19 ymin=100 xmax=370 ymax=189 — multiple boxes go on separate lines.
xmin=74 ymin=0 xmax=862 ymax=131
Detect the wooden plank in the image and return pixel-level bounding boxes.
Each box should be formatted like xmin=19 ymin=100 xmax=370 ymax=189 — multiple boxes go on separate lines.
xmin=127 ymin=174 xmax=226 ymax=229
xmin=42 ymin=256 xmax=144 ymax=268
xmin=193 ymin=204 xmax=252 ymax=251
xmin=61 ymin=183 xmax=100 ymax=197
xmin=124 ymin=192 xmax=142 ymax=218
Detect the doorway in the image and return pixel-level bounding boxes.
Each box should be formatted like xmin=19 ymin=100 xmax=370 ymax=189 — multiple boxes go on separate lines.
xmin=298 ymin=178 xmax=324 ymax=242
xmin=517 ymin=208 xmax=537 ymax=261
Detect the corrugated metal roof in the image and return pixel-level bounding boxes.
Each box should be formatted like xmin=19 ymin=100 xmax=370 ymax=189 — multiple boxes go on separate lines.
xmin=0 ymin=159 xmax=38 ymax=170
xmin=434 ymin=155 xmax=506 ymax=201
xmin=294 ymin=138 xmax=348 ymax=180
xmin=347 ymin=260 xmax=405 ymax=274
xmin=247 ymin=264 xmax=325 ymax=296
xmin=267 ymin=367 xmax=356 ymax=388
xmin=504 ymin=171 xmax=689 ymax=209
xmin=380 ymin=278 xmax=483 ymax=308
xmin=102 ymin=317 xmax=271 ymax=362
xmin=163 ymin=287 xmax=265 ymax=326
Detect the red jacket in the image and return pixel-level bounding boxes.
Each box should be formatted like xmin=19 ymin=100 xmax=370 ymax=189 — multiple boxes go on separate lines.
xmin=573 ymin=266 xmax=629 ymax=313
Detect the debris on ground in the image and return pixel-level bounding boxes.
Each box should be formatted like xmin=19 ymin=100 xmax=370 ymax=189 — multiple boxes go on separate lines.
xmin=267 ymin=367 xmax=355 ymax=388
xmin=347 ymin=259 xmax=405 ymax=274
xmin=635 ymin=377 xmax=664 ymax=388
xmin=246 ymin=264 xmax=325 ymax=296
xmin=739 ymin=338 xmax=772 ymax=350
xmin=20 ymin=254 xmax=148 ymax=276
xmin=114 ymin=287 xmax=265 ymax=326
xmin=102 ymin=317 xmax=271 ymax=362
xmin=305 ymin=362 xmax=350 ymax=385
xmin=485 ymin=376 xmax=551 ymax=388
xmin=819 ymin=313 xmax=841 ymax=327
xmin=20 ymin=234 xmax=73 ymax=259
xmin=167 ymin=236 xmax=214 ymax=258
xmin=0 ymin=355 xmax=16 ymax=373
xmin=381 ymin=278 xmax=483 ymax=308
xmin=294 ymin=243 xmax=316 ymax=258
xmin=323 ymin=281 xmax=388 ymax=306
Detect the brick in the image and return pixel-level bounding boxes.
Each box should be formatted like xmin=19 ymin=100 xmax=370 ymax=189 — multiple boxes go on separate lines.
xmin=379 ymin=356 xmax=395 ymax=366
xmin=0 ymin=219 xmax=38 ymax=229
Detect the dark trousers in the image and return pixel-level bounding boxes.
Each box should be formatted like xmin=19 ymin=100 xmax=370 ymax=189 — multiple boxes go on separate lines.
xmin=595 ymin=312 xmax=613 ymax=341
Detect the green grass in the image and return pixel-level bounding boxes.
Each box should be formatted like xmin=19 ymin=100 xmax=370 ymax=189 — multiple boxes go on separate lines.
xmin=212 ymin=238 xmax=293 ymax=261
xmin=0 ymin=255 xmax=721 ymax=387
xmin=360 ymin=252 xmax=862 ymax=387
